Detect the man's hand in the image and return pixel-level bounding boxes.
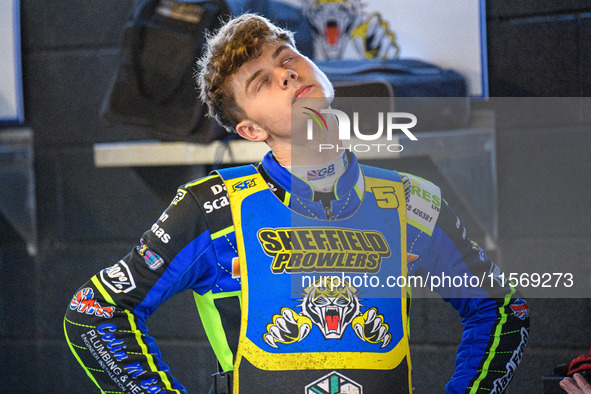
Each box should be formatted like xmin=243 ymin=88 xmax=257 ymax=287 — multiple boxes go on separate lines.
xmin=561 ymin=373 xmax=591 ymax=394
xmin=263 ymin=307 xmax=312 ymax=348
xmin=352 ymin=307 xmax=392 ymax=348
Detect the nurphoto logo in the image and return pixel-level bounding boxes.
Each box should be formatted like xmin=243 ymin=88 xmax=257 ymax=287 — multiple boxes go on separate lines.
xmin=303 ymin=107 xmax=418 ymax=153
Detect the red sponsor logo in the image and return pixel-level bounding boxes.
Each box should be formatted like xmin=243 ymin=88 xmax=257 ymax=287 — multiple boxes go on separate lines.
xmin=510 ymin=298 xmax=529 ymax=320
xmin=70 ymin=287 xmax=115 ymax=319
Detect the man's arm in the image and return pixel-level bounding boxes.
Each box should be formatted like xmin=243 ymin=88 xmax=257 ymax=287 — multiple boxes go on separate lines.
xmin=402 ymin=173 xmax=530 ymax=394
xmin=64 ymin=178 xmax=221 ymax=393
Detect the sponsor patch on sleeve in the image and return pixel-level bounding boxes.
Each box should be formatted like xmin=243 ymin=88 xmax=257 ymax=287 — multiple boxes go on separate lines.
xmin=100 ymin=261 xmax=136 ymax=294
xmin=137 ymin=239 xmax=165 ymax=270
xmin=403 ymin=174 xmax=441 ymax=236
xmin=170 ymin=189 xmax=187 ymax=205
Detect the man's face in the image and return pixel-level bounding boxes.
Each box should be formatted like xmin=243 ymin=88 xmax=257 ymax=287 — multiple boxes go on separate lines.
xmin=229 ymin=41 xmax=334 ymax=140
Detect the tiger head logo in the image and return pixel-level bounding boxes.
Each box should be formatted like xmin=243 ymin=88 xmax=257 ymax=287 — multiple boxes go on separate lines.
xmin=299 ymin=276 xmax=362 ymax=339
xmin=301 ymin=0 xmax=363 ymax=59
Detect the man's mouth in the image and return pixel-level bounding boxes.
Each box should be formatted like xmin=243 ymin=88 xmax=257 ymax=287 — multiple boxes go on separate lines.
xmin=292 ymin=85 xmax=312 ymax=103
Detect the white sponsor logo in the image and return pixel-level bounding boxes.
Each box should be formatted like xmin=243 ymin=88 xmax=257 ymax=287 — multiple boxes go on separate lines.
xmin=100 ymin=261 xmax=136 ymax=294
xmin=305 ymin=371 xmax=363 ymax=394
xmin=491 ymin=327 xmax=529 ymax=394
xmin=405 ymin=175 xmax=441 ymax=235
xmin=171 ymin=190 xmax=186 ymax=205
xmin=210 ymin=184 xmax=226 ymax=195
xmin=151 ymin=223 xmax=171 ymax=243
xmin=203 ymin=195 xmax=230 ymax=213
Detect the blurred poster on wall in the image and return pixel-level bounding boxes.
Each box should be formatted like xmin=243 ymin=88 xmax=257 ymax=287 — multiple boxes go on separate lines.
xmin=0 ymin=0 xmax=24 ymax=123
xmin=373 ymin=0 xmax=487 ymax=97
xmin=294 ymin=0 xmax=487 ymax=97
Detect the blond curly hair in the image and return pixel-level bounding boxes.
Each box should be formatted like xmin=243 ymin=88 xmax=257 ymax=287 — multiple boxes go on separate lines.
xmin=195 ymin=14 xmax=296 ymax=133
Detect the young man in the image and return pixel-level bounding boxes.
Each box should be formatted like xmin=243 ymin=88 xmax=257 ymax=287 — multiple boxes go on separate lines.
xmin=65 ymin=13 xmax=529 ymax=393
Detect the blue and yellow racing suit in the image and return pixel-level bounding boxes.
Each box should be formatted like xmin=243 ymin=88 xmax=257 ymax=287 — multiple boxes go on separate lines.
xmin=64 ymin=150 xmax=529 ymax=393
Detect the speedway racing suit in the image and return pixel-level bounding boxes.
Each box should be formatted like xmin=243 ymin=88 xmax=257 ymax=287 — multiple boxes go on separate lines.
xmin=64 ymin=150 xmax=530 ymax=393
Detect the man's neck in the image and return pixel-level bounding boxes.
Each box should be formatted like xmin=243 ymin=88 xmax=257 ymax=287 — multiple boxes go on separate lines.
xmin=270 ymin=146 xmax=341 ymax=168
xmin=287 ymin=152 xmax=347 ymax=193
xmin=268 ymin=108 xmax=342 ymax=167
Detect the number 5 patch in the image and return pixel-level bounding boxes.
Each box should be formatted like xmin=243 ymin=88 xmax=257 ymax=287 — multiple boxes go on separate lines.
xmin=371 ymin=186 xmax=399 ymax=209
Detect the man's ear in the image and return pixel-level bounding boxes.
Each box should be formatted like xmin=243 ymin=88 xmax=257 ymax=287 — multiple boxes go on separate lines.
xmin=235 ymin=120 xmax=269 ymax=142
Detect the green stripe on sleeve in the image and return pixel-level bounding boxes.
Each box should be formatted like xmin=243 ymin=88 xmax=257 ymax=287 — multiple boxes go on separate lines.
xmin=63 ymin=318 xmax=107 ymax=394
xmin=407 ymin=217 xmax=434 ymax=236
xmin=211 ymin=225 xmax=234 ymax=240
xmin=193 ymin=290 xmax=241 ymax=371
xmin=124 ymin=310 xmax=182 ymax=393
xmin=91 ymin=275 xmax=116 ymax=306
xmin=469 ymin=287 xmax=516 ymax=393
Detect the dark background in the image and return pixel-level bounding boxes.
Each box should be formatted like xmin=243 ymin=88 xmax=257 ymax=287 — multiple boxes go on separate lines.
xmin=1 ymin=0 xmax=591 ymax=392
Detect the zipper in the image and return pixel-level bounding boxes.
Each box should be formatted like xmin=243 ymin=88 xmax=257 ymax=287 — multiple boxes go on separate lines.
xmin=324 ymin=205 xmax=335 ymax=220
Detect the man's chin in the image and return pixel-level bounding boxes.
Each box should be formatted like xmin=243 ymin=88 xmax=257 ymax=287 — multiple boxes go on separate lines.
xmin=291 ymin=96 xmax=333 ymax=113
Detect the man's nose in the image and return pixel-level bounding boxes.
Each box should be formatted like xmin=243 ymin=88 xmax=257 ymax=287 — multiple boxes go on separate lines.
xmin=280 ymin=69 xmax=298 ymax=87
